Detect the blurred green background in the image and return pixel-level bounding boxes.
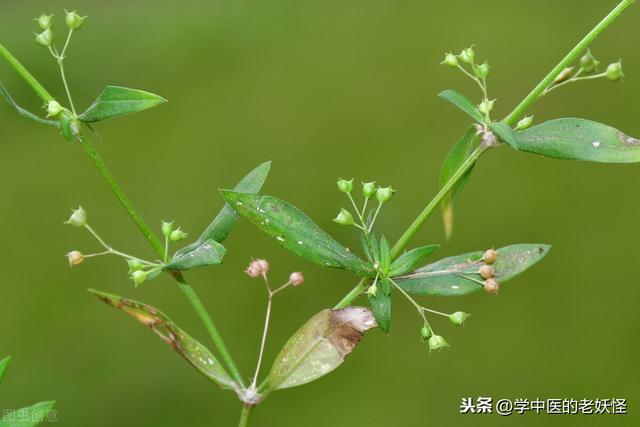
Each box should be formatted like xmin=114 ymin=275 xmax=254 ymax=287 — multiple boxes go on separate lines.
xmin=1 ymin=0 xmax=638 ymax=426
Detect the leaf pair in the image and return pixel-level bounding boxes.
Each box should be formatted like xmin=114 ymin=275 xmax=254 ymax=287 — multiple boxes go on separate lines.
xmin=0 ymin=356 xmax=55 ymax=427
xmin=162 ymin=162 xmax=271 ymax=271
xmin=394 ymin=244 xmax=550 ymax=296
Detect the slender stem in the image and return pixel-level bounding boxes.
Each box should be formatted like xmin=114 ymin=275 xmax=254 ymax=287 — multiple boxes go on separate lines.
xmin=237 ymin=404 xmax=254 ymax=427
xmin=252 ymin=291 xmax=272 ymax=387
xmin=57 ymin=59 xmax=76 ymax=114
xmin=61 ymin=30 xmax=74 ymax=59
xmin=503 ymin=0 xmax=635 ymax=126
xmin=367 ymin=203 xmax=382 ymax=233
xmin=0 ymin=42 xmax=54 ymax=102
xmin=334 ymin=278 xmax=368 ymax=309
xmin=77 ymin=134 xmax=246 ymax=388
xmin=390 ymin=145 xmax=485 ymax=259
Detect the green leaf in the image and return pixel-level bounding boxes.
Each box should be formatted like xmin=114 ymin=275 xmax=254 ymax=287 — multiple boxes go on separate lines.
xmin=0 ymin=401 xmax=55 ymax=427
xmin=173 ymin=162 xmax=271 ymax=261
xmin=514 ymin=118 xmax=640 ymax=163
xmin=0 ymin=81 xmax=58 ymax=128
xmin=78 ymin=86 xmax=167 ymax=122
xmin=164 ymin=239 xmax=226 ymax=271
xmin=395 ymin=244 xmax=550 ymax=296
xmin=266 ymin=307 xmax=377 ymax=390
xmin=0 ymin=356 xmax=11 ymax=384
xmin=59 ymin=113 xmax=74 ymax=141
xmin=368 ymin=289 xmax=391 ymax=333
xmin=490 ymin=121 xmax=518 ymax=150
xmin=440 ymin=126 xmax=479 ymax=239
xmin=220 ymin=191 xmax=373 ymax=277
xmin=438 ymin=90 xmax=484 ymax=124
xmin=389 ymin=244 xmax=440 ymax=277
xmin=89 ymin=289 xmax=238 ymax=391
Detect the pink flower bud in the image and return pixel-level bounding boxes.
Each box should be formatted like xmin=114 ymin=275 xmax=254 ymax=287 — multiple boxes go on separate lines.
xmin=245 ymin=259 xmax=269 ymax=279
xmin=289 ymin=272 xmax=304 ymax=286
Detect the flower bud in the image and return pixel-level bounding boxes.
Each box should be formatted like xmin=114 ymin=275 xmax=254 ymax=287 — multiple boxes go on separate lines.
xmin=362 ymin=181 xmax=376 ymax=199
xmin=459 ymin=47 xmax=475 ymax=64
xmin=66 ymin=250 xmax=84 ymax=267
xmin=127 ymin=259 xmax=145 ymax=273
xmin=333 ymin=208 xmax=355 ymax=226
xmin=46 ymin=100 xmax=63 ymax=117
xmin=442 ymin=53 xmax=458 ymax=67
xmin=580 ymin=50 xmax=600 ymax=73
xmin=289 ymin=271 xmax=304 ymax=286
xmin=478 ymin=99 xmax=495 ymax=115
xmin=169 ymin=228 xmax=188 ymax=242
xmin=484 ymin=278 xmax=499 ymax=294
xmin=475 ymin=62 xmax=490 ymax=79
xmin=365 ymin=282 xmax=378 ymax=297
xmin=606 ymin=61 xmax=624 ymax=81
xmin=515 ymin=116 xmax=534 ymax=131
xmin=65 ymin=10 xmax=87 ymax=30
xmin=131 ymin=270 xmax=148 ymax=286
xmin=479 ymin=264 xmax=494 ymax=279
xmin=482 ymin=248 xmax=497 ymax=264
xmin=337 ymin=178 xmax=354 ymax=194
xmin=553 ymin=66 xmax=574 ymax=84
xmin=428 ymin=334 xmax=449 ymax=352
xmin=449 ymin=311 xmax=470 ymax=326
xmin=36 ymin=13 xmax=53 ymax=30
xmin=65 ymin=206 xmax=87 ymax=227
xmin=375 ymin=187 xmax=395 ymax=204
xmin=161 ymin=221 xmax=174 ymax=238
xmin=420 ymin=325 xmax=432 ymax=341
xmin=246 ymin=259 xmax=269 ymax=278
xmin=35 ymin=29 xmax=54 ymax=47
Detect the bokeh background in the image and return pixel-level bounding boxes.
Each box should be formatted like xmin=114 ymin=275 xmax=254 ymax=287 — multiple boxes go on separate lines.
xmin=1 ymin=1 xmax=639 ymax=426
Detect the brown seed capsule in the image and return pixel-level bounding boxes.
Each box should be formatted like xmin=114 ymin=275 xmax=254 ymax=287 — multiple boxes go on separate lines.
xmin=482 ymin=249 xmax=497 ymax=264
xmin=484 ymin=278 xmax=499 ymax=294
xmin=479 ymin=264 xmax=494 ymax=279
xmin=66 ymin=250 xmax=84 ymax=267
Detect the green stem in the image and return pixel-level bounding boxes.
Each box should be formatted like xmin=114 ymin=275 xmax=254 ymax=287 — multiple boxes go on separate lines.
xmin=390 ymin=145 xmax=485 ymax=259
xmin=237 ymin=404 xmax=254 ymax=427
xmin=334 ymin=278 xmax=368 ymax=309
xmin=503 ymin=0 xmax=635 ymax=126
xmin=77 ymin=134 xmax=246 ymax=388
xmin=0 ymin=42 xmax=53 ymax=102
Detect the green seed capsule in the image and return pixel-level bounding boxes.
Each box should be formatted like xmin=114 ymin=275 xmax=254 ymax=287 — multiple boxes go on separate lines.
xmin=606 ymin=61 xmax=623 ymax=81
xmin=65 ymin=10 xmax=87 ymax=30
xmin=442 ymin=53 xmax=459 ymax=67
xmin=46 ymin=100 xmax=63 ymax=117
xmin=475 ymin=62 xmax=490 ymax=79
xmin=362 ymin=181 xmax=376 ymax=199
xmin=580 ymin=49 xmax=600 ymax=74
xmin=127 ymin=259 xmax=145 ymax=273
xmin=65 ymin=206 xmax=87 ymax=227
xmin=478 ymin=99 xmax=495 ymax=115
xmin=131 ymin=270 xmax=148 ymax=286
xmin=449 ymin=311 xmax=470 ymax=326
xmin=36 ymin=13 xmax=53 ymax=30
xmin=459 ymin=47 xmax=475 ymax=64
xmin=515 ymin=116 xmax=534 ymax=131
xmin=375 ymin=187 xmax=395 ymax=204
xmin=428 ymin=335 xmax=449 ymax=352
xmin=169 ymin=228 xmax=188 ymax=242
xmin=337 ymin=178 xmax=354 ymax=194
xmin=161 ymin=221 xmax=174 ymax=237
xmin=333 ymin=208 xmax=355 ymax=226
xmin=420 ymin=325 xmax=432 ymax=341
xmin=35 ymin=29 xmax=54 ymax=47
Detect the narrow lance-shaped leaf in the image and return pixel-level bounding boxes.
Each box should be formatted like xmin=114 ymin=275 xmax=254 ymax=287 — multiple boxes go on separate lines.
xmin=220 ymin=191 xmax=373 ymax=277
xmin=0 ymin=401 xmax=55 ymax=427
xmin=368 ymin=286 xmax=391 ymax=333
xmin=389 ymin=244 xmax=440 ymax=277
xmin=89 ymin=289 xmax=238 ymax=391
xmin=514 ymin=118 xmax=640 ymax=163
xmin=0 ymin=356 xmax=10 ymax=384
xmin=0 ymin=81 xmax=58 ymax=127
xmin=173 ymin=161 xmax=271 ymax=260
xmin=266 ymin=307 xmax=377 ymax=390
xmin=440 ymin=126 xmax=479 ymax=239
xmin=78 ymin=86 xmax=167 ymax=122
xmin=438 ymin=89 xmax=485 ymax=124
xmin=394 ymin=244 xmax=550 ymax=296
xmin=163 ymin=239 xmax=226 ymax=271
